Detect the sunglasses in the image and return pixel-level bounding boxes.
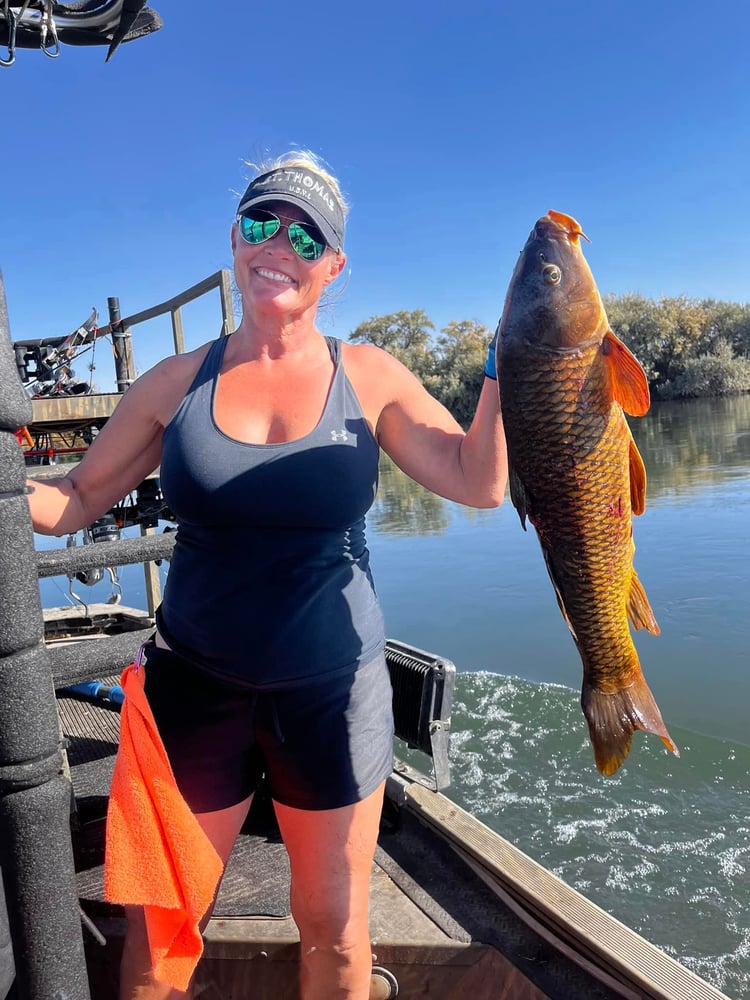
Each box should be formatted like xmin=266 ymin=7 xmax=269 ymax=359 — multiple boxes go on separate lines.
xmin=238 ymin=209 xmax=328 ymax=261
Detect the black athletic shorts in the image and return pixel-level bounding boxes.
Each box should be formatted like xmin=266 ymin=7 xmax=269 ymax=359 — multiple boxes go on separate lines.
xmin=141 ymin=643 xmax=394 ymax=813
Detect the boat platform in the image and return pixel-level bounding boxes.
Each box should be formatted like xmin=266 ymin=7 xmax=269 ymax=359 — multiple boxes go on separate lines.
xmin=57 ymin=667 xmax=727 ymax=1000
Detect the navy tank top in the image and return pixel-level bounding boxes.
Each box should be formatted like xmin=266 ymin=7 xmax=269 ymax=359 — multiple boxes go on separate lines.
xmin=156 ymin=335 xmax=385 ymax=689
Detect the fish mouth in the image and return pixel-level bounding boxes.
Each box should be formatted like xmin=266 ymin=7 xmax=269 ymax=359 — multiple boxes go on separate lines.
xmin=545 ymin=210 xmax=591 ymax=244
xmin=528 ymin=212 xmax=590 ymax=254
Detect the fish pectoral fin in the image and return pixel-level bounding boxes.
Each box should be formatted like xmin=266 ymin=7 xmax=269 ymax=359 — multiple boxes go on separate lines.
xmin=602 ymin=330 xmax=651 ymax=417
xmin=582 ymin=673 xmax=679 ymax=777
xmin=627 ymin=570 xmax=661 ymax=634
xmin=629 ymin=433 xmax=647 ymax=516
xmin=508 ymin=465 xmax=529 ymax=530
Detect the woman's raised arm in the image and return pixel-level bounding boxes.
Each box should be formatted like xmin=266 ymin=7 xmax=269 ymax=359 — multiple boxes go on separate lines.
xmin=27 ymin=353 xmax=194 ymax=536
xmin=348 ymin=343 xmax=508 ymax=508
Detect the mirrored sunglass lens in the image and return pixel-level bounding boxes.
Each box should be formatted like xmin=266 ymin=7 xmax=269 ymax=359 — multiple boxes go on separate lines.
xmin=240 ymin=212 xmax=280 ymax=244
xmin=288 ymin=223 xmax=325 ymax=260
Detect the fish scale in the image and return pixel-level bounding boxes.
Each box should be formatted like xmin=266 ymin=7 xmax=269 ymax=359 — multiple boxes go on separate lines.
xmin=505 ymin=347 xmax=635 ymax=657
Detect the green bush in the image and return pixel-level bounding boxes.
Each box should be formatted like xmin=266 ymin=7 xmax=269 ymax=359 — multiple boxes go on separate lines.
xmin=657 ymin=341 xmax=750 ymax=399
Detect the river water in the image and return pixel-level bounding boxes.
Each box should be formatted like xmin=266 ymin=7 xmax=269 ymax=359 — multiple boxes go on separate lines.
xmin=369 ymin=393 xmax=750 ymax=1000
xmin=37 ymin=393 xmax=750 ymax=998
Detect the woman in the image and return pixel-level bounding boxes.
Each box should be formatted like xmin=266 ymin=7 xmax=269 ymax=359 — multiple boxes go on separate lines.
xmin=28 ymin=150 xmax=507 ymax=999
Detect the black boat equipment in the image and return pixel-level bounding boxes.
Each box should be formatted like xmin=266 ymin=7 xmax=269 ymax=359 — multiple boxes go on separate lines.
xmin=14 ymin=308 xmax=99 ymax=401
xmin=0 ymin=0 xmax=162 ymax=67
xmin=66 ymin=514 xmax=123 ymax=612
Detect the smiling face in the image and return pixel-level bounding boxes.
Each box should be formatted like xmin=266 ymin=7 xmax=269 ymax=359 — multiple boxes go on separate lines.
xmin=231 ymin=200 xmax=346 ymax=323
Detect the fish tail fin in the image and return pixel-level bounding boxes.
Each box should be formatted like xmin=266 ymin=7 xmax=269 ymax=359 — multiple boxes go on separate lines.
xmin=582 ymin=672 xmax=679 ymax=776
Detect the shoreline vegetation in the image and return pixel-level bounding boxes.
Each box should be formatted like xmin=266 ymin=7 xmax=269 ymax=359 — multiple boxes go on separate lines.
xmin=349 ymin=295 xmax=750 ymax=427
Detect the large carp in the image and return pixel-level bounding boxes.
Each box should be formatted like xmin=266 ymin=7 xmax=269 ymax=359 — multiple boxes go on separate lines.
xmin=496 ymin=210 xmax=679 ymax=776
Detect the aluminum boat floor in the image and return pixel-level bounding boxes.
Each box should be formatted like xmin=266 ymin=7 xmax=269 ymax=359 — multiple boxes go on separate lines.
xmin=59 ymin=687 xmax=625 ymax=999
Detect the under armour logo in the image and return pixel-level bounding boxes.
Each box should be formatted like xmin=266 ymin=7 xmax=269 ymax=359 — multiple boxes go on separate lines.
xmin=330 ymin=430 xmax=348 ymax=442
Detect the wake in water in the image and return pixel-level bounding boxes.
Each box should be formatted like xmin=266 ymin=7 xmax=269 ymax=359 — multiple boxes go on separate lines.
xmin=436 ymin=672 xmax=750 ymax=999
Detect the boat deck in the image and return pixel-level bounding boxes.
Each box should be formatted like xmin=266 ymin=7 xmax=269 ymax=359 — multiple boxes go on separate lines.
xmin=60 ymin=688 xmax=625 ymax=1000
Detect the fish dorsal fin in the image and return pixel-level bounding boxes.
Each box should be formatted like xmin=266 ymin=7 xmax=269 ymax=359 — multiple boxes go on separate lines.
xmin=627 ymin=569 xmax=661 ymax=635
xmin=629 ymin=433 xmax=647 ymax=516
xmin=602 ymin=330 xmax=650 ymax=417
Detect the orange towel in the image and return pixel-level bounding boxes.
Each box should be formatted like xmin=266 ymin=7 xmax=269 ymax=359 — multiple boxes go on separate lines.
xmin=104 ymin=654 xmax=223 ymax=992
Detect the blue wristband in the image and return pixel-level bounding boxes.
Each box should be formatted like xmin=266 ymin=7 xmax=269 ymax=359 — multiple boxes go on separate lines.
xmin=484 ymin=341 xmax=497 ymax=380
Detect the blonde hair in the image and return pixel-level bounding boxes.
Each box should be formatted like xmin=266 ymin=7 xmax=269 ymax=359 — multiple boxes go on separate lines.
xmin=241 ymin=148 xmax=349 ymax=223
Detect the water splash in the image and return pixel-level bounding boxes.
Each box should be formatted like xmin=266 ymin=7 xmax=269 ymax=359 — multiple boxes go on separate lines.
xmin=443 ymin=672 xmax=750 ymax=999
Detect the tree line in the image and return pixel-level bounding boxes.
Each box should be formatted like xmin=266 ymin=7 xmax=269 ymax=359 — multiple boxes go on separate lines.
xmin=349 ymin=296 xmax=750 ymax=426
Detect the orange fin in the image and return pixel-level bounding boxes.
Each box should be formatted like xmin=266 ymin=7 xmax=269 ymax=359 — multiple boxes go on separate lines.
xmin=582 ymin=672 xmax=679 ymax=776
xmin=629 ymin=432 xmax=647 ymax=516
xmin=602 ymin=330 xmax=650 ymax=417
xmin=627 ymin=570 xmax=661 ymax=635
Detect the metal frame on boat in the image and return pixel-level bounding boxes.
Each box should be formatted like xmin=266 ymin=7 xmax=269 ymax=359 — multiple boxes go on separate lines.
xmin=0 ymin=271 xmax=732 ymax=999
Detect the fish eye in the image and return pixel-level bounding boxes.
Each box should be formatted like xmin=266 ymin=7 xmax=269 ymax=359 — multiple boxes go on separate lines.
xmin=543 ymin=264 xmax=562 ymax=284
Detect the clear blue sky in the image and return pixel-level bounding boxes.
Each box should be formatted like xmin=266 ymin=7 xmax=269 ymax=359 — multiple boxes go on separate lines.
xmin=3 ymin=1 xmax=749 ymax=383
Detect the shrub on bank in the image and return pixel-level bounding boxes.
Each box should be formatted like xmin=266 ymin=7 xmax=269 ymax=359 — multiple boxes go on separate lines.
xmin=656 ymin=341 xmax=750 ymax=399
